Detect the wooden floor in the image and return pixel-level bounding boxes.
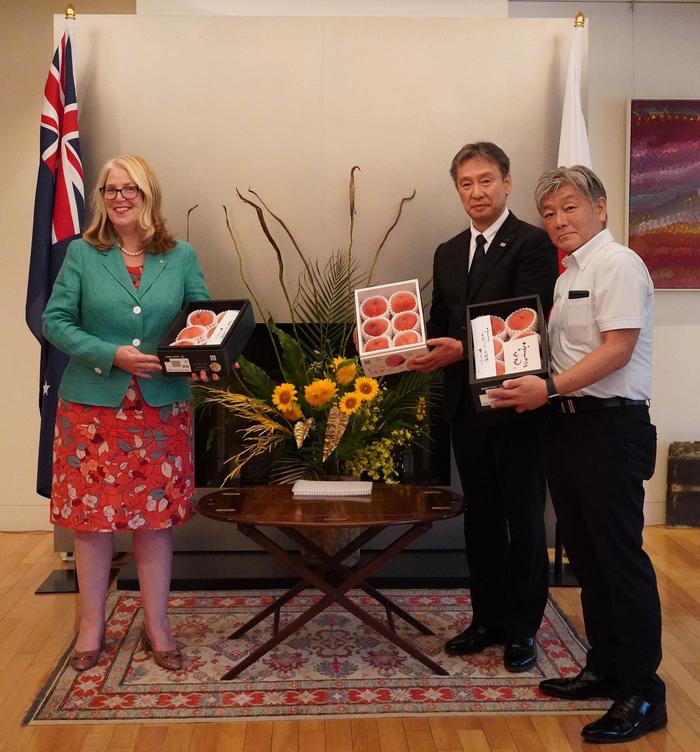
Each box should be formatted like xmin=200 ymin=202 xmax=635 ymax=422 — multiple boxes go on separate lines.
xmin=0 ymin=527 xmax=698 ymax=752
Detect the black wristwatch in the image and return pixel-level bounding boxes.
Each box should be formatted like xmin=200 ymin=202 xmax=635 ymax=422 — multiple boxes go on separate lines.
xmin=545 ymin=376 xmax=559 ymax=401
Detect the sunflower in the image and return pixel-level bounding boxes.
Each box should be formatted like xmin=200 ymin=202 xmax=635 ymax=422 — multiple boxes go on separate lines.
xmin=354 ymin=376 xmax=379 ymax=401
xmin=304 ymin=378 xmax=338 ymax=407
xmin=333 ymin=356 xmax=357 ymax=386
xmin=339 ymin=391 xmax=362 ymax=415
xmin=272 ymin=383 xmax=297 ymax=409
xmin=279 ymin=402 xmax=303 ymax=421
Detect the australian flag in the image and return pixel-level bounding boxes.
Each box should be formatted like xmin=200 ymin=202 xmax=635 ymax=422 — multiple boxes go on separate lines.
xmin=26 ymin=28 xmax=84 ymax=498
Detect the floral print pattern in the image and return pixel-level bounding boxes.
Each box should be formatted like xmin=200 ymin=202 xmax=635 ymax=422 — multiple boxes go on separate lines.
xmin=50 ymin=264 xmax=194 ymax=532
xmin=50 ymin=383 xmax=194 ymax=532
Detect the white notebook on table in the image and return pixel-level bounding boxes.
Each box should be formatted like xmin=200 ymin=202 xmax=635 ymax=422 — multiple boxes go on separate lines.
xmin=291 ymin=479 xmax=373 ymax=497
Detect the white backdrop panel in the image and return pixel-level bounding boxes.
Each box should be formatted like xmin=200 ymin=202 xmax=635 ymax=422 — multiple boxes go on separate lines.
xmin=60 ymin=15 xmax=572 ymax=323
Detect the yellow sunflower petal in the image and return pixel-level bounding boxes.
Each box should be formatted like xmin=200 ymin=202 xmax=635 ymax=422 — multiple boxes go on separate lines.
xmin=272 ymin=382 xmax=297 ymax=409
xmin=354 ymin=376 xmax=379 ymax=401
xmin=339 ymin=391 xmax=362 ymax=415
xmin=304 ymin=378 xmax=338 ymax=407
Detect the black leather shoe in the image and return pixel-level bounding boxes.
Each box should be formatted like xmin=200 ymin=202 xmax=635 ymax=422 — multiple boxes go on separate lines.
xmin=444 ymin=624 xmax=504 ymax=656
xmin=581 ymin=695 xmax=667 ymax=744
xmin=539 ymin=667 xmax=621 ymax=700
xmin=504 ymin=636 xmax=537 ymax=672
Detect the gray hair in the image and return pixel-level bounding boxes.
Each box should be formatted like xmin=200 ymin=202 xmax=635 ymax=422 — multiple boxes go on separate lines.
xmin=534 ymin=165 xmax=607 ymax=213
xmin=449 ymin=142 xmax=510 ymax=182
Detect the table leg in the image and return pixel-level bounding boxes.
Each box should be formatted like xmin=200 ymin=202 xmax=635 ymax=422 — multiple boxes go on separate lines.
xmin=288 ymin=527 xmax=447 ymax=676
xmin=282 ymin=527 xmax=435 ymax=636
xmin=228 ymin=526 xmax=384 ymax=639
xmin=222 ymin=523 xmax=448 ymax=679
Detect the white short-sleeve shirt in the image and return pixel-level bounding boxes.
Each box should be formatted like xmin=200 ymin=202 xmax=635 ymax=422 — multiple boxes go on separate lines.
xmin=547 ymin=228 xmax=654 ymax=399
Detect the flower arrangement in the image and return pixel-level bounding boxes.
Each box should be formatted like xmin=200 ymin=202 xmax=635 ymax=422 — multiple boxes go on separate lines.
xmin=197 ymin=168 xmax=440 ymax=484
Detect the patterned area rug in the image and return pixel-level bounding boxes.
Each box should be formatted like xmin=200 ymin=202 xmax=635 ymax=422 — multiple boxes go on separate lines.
xmin=28 ymin=589 xmax=607 ymax=723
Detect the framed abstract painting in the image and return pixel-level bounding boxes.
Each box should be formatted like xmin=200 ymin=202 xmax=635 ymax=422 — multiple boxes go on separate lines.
xmin=628 ymin=99 xmax=700 ymax=289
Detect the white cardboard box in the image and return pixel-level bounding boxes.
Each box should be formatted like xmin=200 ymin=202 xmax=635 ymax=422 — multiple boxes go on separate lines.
xmin=354 ymin=279 xmax=429 ymax=376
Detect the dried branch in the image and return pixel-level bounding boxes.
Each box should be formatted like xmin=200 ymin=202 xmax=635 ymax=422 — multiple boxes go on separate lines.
xmin=366 ymin=188 xmax=417 ymax=286
xmin=186 ymin=204 xmax=199 ymax=242
xmin=222 ymin=204 xmax=283 ymax=373
xmin=236 ymin=189 xmax=298 ymax=335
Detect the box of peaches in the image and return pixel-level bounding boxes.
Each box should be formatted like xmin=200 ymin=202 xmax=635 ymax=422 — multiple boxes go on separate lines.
xmin=157 ymin=299 xmax=255 ymax=377
xmin=466 ymin=294 xmax=551 ymax=410
xmin=354 ymin=279 xmax=429 ymax=376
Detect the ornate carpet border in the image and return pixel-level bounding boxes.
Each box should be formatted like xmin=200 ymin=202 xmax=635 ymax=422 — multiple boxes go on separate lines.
xmin=27 ymin=589 xmax=607 ymax=724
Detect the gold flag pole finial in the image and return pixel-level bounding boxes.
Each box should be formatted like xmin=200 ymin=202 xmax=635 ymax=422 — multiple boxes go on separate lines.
xmin=65 ymin=5 xmax=77 ymax=20
xmin=574 ymin=12 xmax=585 ymax=28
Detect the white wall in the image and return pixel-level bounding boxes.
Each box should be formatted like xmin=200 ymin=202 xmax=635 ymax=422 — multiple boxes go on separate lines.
xmin=510 ymin=1 xmax=700 ymax=524
xmin=3 ymin=1 xmax=699 ymax=531
xmin=0 ymin=0 xmax=135 ymax=533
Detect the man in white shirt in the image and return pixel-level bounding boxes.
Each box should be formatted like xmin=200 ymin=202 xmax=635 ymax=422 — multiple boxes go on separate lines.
xmin=488 ymin=165 xmax=665 ymax=744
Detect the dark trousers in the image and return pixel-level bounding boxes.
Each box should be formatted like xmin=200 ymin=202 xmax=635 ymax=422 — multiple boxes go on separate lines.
xmin=545 ymin=405 xmax=665 ymax=702
xmin=451 ymin=400 xmax=549 ymax=637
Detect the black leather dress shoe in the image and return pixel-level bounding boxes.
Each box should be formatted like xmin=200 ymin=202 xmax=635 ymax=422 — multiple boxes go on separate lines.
xmin=581 ymin=695 xmax=667 ymax=744
xmin=539 ymin=667 xmax=621 ymax=700
xmin=444 ymin=624 xmax=504 ymax=656
xmin=504 ymin=636 xmax=537 ymax=672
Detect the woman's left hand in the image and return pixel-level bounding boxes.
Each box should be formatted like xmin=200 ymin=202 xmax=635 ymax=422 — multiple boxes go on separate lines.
xmin=190 ymin=370 xmax=219 ymax=382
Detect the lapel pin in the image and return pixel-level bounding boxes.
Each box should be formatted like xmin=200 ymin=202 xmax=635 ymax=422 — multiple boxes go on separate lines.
xmin=500 ymin=241 xmax=507 ymax=247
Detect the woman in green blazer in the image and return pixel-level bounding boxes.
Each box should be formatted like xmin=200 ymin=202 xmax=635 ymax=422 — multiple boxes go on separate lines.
xmin=43 ymin=155 xmax=210 ymax=672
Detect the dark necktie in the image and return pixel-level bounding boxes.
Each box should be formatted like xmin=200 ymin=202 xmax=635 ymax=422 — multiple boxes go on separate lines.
xmin=469 ymin=233 xmax=487 ymax=281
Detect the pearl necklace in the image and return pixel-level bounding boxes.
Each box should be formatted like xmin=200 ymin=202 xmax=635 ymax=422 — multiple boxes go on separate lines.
xmin=118 ymin=243 xmax=145 ymax=257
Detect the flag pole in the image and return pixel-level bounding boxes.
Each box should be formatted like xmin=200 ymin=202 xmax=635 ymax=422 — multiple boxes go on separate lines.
xmin=65 ymin=5 xmax=77 ymax=20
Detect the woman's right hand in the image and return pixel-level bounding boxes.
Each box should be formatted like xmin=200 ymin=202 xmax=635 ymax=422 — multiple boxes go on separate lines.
xmin=114 ymin=346 xmax=163 ymax=378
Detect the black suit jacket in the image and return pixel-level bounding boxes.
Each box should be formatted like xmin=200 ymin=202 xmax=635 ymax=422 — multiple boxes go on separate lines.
xmin=426 ymin=210 xmax=558 ymax=424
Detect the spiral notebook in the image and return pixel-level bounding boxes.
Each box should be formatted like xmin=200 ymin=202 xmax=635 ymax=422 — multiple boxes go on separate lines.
xmin=291 ymin=479 xmax=373 ymax=497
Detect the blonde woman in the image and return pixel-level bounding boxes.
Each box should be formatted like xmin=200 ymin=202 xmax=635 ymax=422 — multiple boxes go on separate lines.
xmin=43 ymin=155 xmax=210 ymax=672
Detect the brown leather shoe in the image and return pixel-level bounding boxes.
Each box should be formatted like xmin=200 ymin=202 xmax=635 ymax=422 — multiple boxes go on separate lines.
xmin=140 ymin=626 xmax=183 ymax=671
xmin=69 ymin=635 xmax=105 ymax=672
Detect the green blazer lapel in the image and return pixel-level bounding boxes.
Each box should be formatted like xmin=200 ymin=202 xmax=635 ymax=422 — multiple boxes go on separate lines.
xmin=101 ymin=247 xmax=140 ymax=302
xmin=138 ymin=252 xmax=168 ymax=298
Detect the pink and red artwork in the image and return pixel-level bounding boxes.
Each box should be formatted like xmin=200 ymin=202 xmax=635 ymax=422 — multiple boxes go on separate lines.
xmin=628 ymin=99 xmax=700 ymax=289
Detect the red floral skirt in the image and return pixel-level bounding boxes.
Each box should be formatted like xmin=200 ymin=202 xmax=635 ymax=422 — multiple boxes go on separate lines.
xmin=50 ymin=380 xmax=194 ymax=532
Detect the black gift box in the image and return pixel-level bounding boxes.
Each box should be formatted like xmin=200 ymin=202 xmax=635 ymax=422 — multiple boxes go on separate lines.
xmin=157 ymin=299 xmax=255 ymax=378
xmin=466 ymin=294 xmax=550 ymax=411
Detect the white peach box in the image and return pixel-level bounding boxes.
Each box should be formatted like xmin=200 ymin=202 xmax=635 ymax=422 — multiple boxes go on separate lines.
xmin=354 ymin=279 xmax=429 ymax=376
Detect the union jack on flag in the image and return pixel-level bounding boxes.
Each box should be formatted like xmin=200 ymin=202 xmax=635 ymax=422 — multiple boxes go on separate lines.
xmin=26 ymin=26 xmax=84 ymax=497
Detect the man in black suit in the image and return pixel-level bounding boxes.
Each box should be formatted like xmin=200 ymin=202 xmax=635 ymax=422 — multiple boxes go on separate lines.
xmin=410 ymin=142 xmax=558 ymax=672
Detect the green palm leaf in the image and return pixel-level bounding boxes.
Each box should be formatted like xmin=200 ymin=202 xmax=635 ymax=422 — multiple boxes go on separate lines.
xmin=295 ymin=250 xmax=363 ymax=359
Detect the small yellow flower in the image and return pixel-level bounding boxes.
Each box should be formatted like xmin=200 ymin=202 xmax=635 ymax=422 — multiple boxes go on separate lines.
xmin=354 ymin=376 xmax=379 ymax=401
xmin=272 ymin=383 xmax=297 ymax=409
xmin=339 ymin=392 xmax=362 ymax=415
xmin=279 ymin=402 xmax=303 ymax=421
xmin=416 ymin=395 xmax=427 ymax=421
xmin=333 ymin=356 xmax=357 ymax=386
xmin=304 ymin=378 xmax=338 ymax=407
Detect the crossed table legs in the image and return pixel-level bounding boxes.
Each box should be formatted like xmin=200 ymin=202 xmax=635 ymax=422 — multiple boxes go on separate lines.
xmin=220 ymin=522 xmax=449 ymax=679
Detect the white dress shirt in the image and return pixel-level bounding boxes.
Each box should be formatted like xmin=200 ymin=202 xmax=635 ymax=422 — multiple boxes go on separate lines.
xmin=548 ymin=228 xmax=654 ymax=399
xmin=468 ymin=207 xmax=510 ymax=272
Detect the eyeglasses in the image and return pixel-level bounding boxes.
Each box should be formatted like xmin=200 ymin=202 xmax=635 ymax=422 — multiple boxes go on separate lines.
xmin=100 ymin=185 xmax=140 ymax=200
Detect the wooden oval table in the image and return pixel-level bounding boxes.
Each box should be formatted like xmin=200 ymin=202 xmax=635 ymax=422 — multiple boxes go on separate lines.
xmin=198 ymin=484 xmax=464 ymax=679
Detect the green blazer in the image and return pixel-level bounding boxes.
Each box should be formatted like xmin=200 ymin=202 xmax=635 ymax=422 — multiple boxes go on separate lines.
xmin=43 ymin=238 xmax=211 ymax=407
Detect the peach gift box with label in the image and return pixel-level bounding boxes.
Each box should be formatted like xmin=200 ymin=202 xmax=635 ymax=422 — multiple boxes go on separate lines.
xmin=157 ymin=299 xmax=255 ymax=377
xmin=354 ymin=279 xmax=429 ymax=376
xmin=466 ymin=294 xmax=551 ymax=411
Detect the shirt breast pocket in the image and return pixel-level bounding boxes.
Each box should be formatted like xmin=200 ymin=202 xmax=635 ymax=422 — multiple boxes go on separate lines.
xmin=565 ymin=297 xmax=592 ymax=343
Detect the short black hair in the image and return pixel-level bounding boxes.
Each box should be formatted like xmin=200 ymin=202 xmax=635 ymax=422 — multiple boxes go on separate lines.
xmin=449 ymin=142 xmax=510 ymax=182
